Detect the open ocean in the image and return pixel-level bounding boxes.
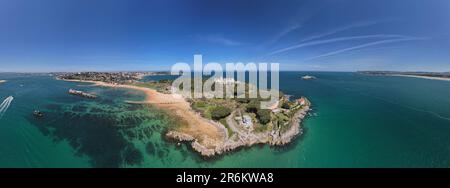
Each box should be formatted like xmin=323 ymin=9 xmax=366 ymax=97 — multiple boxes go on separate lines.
xmin=1 ymin=72 xmax=450 ymax=167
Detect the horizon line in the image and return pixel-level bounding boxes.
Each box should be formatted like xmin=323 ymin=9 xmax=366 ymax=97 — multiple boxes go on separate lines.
xmin=1 ymin=70 xmax=449 ymax=74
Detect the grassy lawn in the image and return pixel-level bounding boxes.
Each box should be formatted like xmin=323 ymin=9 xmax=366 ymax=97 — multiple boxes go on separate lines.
xmin=192 ymin=101 xmax=215 ymax=119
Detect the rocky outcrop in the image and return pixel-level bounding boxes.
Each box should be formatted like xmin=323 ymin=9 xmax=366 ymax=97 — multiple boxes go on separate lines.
xmin=167 ymin=98 xmax=311 ymax=157
xmin=270 ymin=104 xmax=309 ymax=146
xmin=191 ymin=141 xmax=216 ymax=157
xmin=166 ymin=131 xmax=195 ymax=142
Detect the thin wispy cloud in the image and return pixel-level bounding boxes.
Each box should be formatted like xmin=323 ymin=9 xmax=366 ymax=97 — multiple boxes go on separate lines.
xmin=299 ymin=19 xmax=394 ymax=43
xmin=261 ymin=7 xmax=316 ymax=48
xmin=263 ymin=22 xmax=303 ymax=47
xmin=343 ymin=45 xmax=408 ymax=54
xmin=305 ymin=37 xmax=428 ymax=61
xmin=268 ymin=34 xmax=409 ymax=56
xmin=198 ymin=34 xmax=245 ymax=46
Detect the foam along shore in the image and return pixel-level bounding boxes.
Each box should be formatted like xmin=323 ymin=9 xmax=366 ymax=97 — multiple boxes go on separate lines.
xmin=391 ymin=74 xmax=450 ymax=81
xmin=58 ymin=78 xmax=311 ymax=157
xmin=58 ymin=78 xmax=227 ymax=153
xmin=167 ymin=98 xmax=311 ymax=157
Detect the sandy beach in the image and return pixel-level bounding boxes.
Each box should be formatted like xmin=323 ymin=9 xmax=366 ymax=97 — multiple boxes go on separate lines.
xmin=59 ymin=78 xmax=310 ymax=157
xmin=392 ymin=74 xmax=450 ymax=81
xmin=60 ymin=79 xmax=225 ymax=149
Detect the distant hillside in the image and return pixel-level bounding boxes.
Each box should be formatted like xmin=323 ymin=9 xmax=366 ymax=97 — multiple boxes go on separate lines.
xmin=358 ymin=71 xmax=450 ymax=78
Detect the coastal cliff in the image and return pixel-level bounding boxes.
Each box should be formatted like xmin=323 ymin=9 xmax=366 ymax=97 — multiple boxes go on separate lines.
xmin=166 ymin=98 xmax=311 ymax=157
xmin=57 ymin=73 xmax=311 ymax=158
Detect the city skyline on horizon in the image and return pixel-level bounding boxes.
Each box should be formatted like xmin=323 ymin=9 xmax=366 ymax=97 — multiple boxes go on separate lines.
xmin=1 ymin=0 xmax=450 ymax=72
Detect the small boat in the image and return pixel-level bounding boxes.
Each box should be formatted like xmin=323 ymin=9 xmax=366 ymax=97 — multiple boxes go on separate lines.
xmin=33 ymin=110 xmax=44 ymax=118
xmin=301 ymin=75 xmax=316 ymax=80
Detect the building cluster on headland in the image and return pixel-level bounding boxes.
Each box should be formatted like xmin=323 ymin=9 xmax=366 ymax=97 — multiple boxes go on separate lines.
xmin=163 ymin=77 xmax=311 ymax=157
xmin=167 ymin=95 xmax=311 ymax=157
xmin=55 ymin=72 xmax=311 ymax=157
xmin=56 ymin=71 xmax=168 ymax=85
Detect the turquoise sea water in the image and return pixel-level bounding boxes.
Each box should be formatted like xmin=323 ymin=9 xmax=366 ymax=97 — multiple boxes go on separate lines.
xmin=1 ymin=72 xmax=450 ymax=167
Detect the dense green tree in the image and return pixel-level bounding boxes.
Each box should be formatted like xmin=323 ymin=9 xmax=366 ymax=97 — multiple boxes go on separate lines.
xmin=257 ymin=109 xmax=271 ymax=124
xmin=210 ymin=106 xmax=232 ymax=120
xmin=236 ymin=97 xmax=250 ymax=103
xmin=246 ymin=99 xmax=260 ymax=113
xmin=281 ymin=102 xmax=290 ymax=109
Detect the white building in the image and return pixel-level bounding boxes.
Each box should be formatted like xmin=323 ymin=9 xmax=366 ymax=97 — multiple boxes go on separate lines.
xmin=242 ymin=115 xmax=253 ymax=128
xmin=214 ymin=77 xmax=236 ymax=84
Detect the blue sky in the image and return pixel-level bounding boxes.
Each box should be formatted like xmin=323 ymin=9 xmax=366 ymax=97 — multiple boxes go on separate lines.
xmin=0 ymin=0 xmax=449 ymax=72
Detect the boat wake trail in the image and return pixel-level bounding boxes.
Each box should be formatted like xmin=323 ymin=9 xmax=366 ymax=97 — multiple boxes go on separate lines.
xmin=0 ymin=96 xmax=14 ymax=119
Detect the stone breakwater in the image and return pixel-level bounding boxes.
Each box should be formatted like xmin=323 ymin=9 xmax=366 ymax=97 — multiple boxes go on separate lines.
xmin=166 ymin=100 xmax=311 ymax=157
xmin=60 ymin=77 xmax=312 ymax=157
xmin=68 ymin=89 xmax=97 ymax=98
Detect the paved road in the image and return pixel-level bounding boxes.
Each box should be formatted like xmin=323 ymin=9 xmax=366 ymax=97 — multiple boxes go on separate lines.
xmin=226 ymin=110 xmax=264 ymax=142
xmin=226 ymin=110 xmax=244 ymax=136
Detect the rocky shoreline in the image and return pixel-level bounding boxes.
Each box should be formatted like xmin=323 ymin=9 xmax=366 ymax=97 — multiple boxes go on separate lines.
xmin=166 ymin=100 xmax=311 ymax=157
xmin=58 ymin=76 xmax=312 ymax=158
